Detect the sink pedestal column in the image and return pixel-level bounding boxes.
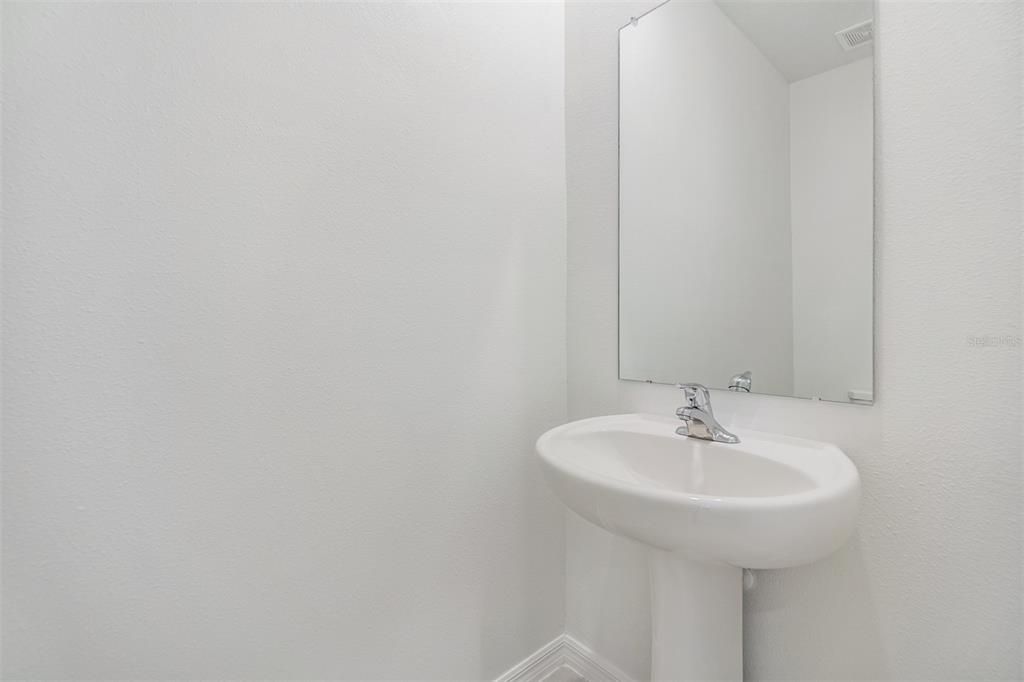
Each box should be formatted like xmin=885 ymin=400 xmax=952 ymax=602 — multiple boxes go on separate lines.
xmin=648 ymin=550 xmax=742 ymax=681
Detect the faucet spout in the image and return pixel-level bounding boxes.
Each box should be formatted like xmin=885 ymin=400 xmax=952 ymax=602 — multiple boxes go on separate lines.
xmin=675 ymin=383 xmax=740 ymax=444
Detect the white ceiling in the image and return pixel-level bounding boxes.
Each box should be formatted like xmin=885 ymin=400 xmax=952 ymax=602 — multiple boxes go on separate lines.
xmin=715 ymin=0 xmax=873 ymax=83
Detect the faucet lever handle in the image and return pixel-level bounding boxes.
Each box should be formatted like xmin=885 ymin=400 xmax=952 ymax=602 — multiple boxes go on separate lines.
xmin=729 ymin=370 xmax=753 ymax=392
xmin=676 ymin=382 xmax=711 ymax=410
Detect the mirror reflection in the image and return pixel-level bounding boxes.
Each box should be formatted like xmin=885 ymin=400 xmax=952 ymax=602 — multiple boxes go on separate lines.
xmin=619 ymin=0 xmax=875 ymax=403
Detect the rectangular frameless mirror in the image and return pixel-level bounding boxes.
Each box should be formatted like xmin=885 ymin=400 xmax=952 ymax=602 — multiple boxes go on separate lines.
xmin=619 ymin=0 xmax=875 ymax=404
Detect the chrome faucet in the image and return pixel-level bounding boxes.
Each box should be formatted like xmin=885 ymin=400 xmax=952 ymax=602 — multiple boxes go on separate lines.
xmin=728 ymin=370 xmax=752 ymax=392
xmin=675 ymin=383 xmax=740 ymax=444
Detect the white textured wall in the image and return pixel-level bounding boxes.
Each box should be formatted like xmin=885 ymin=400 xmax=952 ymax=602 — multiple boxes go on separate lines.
xmin=2 ymin=2 xmax=567 ymax=679
xmin=566 ymin=0 xmax=1022 ymax=679
xmin=619 ymin=0 xmax=793 ymax=395
xmin=791 ymin=57 xmax=874 ymax=402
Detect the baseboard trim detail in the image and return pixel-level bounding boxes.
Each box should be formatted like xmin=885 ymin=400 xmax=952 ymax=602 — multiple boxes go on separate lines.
xmin=495 ymin=634 xmax=634 ymax=682
xmin=495 ymin=635 xmax=566 ymax=682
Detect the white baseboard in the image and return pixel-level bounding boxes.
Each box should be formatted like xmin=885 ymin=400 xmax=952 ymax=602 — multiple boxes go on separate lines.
xmin=495 ymin=634 xmax=635 ymax=682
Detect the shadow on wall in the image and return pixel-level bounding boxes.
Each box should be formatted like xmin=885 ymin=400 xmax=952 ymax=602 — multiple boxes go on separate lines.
xmin=744 ymin=535 xmax=885 ymax=680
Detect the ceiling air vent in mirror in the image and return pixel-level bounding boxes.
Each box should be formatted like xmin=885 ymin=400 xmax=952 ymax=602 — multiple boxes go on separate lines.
xmin=835 ymin=19 xmax=873 ymax=52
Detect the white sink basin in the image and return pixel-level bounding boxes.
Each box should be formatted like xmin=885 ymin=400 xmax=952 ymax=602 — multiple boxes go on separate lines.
xmin=536 ymin=413 xmax=860 ymax=680
xmin=536 ymin=413 xmax=859 ymax=569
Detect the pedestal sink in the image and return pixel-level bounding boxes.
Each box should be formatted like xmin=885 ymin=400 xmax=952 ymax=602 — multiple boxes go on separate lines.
xmin=536 ymin=413 xmax=860 ymax=681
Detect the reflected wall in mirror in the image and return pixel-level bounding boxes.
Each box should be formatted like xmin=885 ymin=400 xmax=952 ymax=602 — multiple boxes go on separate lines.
xmin=619 ymin=0 xmax=874 ymax=404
